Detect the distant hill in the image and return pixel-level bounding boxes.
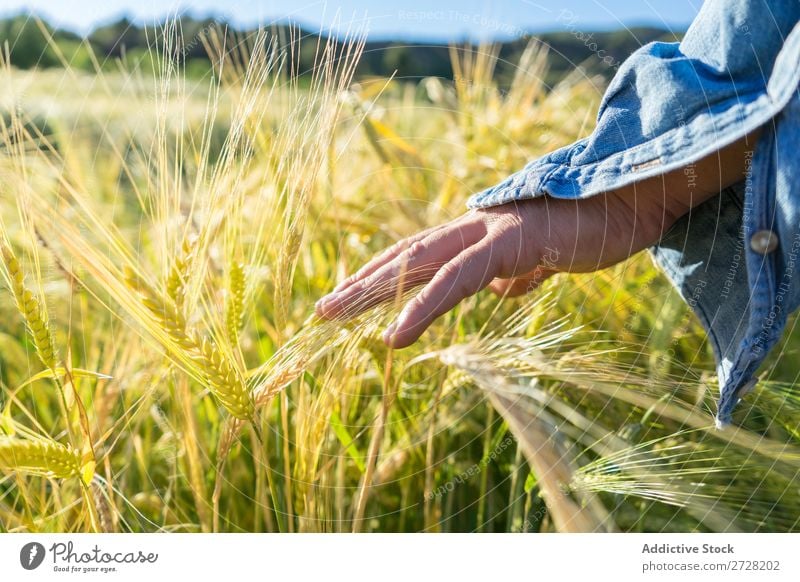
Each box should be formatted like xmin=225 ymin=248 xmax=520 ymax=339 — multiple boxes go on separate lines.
xmin=0 ymin=14 xmax=681 ymax=86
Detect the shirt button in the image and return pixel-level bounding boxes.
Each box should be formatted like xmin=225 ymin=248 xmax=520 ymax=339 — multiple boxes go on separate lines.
xmin=750 ymin=230 xmax=779 ymax=254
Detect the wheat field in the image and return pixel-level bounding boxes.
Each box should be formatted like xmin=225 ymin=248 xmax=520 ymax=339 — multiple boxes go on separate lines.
xmin=0 ymin=22 xmax=799 ymax=533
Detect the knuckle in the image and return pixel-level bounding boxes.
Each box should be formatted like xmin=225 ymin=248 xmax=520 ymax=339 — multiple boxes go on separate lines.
xmin=401 ymin=294 xmax=429 ymax=324
xmin=391 ymin=238 xmax=412 ymax=254
xmin=435 ymin=262 xmax=472 ymax=303
xmin=438 ymin=259 xmax=465 ymax=281
xmin=379 ymin=238 xmax=411 ymax=262
xmin=405 ymin=239 xmax=428 ymax=263
xmin=351 ymin=272 xmax=377 ymax=292
xmin=407 ymin=293 xmax=427 ymax=312
xmin=361 ymin=270 xmax=387 ymax=291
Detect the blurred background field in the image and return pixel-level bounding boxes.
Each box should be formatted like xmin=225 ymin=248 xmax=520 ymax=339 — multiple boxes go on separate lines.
xmin=0 ymin=13 xmax=799 ymax=533
xmin=0 ymin=13 xmax=683 ymax=85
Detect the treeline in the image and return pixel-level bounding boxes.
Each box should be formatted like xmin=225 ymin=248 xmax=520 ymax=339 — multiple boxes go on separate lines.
xmin=0 ymin=14 xmax=680 ymax=85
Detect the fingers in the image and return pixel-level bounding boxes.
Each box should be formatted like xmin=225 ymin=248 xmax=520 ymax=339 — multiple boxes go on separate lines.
xmin=488 ymin=267 xmax=554 ymax=297
xmin=316 ymin=221 xmax=484 ymax=320
xmin=383 ymin=239 xmax=499 ymax=348
xmin=329 ymin=225 xmax=442 ymax=294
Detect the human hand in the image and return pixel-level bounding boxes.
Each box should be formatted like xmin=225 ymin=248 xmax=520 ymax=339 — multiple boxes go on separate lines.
xmin=315 ymin=132 xmax=757 ymax=348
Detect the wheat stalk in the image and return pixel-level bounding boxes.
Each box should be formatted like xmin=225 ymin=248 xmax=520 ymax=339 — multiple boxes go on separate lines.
xmin=90 ymin=479 xmax=115 ymax=533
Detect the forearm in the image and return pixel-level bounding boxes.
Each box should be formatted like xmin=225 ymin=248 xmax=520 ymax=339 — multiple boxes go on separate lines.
xmin=519 ymin=130 xmax=762 ymax=275
xmin=617 ymin=130 xmax=761 ymax=236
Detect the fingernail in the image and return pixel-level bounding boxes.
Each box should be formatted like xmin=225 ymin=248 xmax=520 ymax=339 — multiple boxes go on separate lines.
xmin=382 ymin=321 xmax=398 ymax=344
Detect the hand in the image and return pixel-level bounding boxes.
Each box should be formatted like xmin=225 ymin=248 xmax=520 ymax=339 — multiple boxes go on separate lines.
xmin=315 ymin=132 xmax=757 ymax=348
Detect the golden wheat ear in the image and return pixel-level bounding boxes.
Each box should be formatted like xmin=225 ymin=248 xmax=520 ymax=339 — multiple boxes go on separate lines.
xmin=123 ymin=267 xmax=254 ymax=420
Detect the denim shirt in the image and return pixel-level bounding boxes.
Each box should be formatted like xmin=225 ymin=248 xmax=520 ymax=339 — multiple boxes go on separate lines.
xmin=467 ymin=0 xmax=800 ymax=427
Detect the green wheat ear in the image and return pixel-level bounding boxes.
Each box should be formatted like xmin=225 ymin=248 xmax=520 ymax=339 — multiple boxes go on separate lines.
xmin=166 ymin=237 xmax=196 ymax=314
xmin=0 ymin=241 xmax=58 ymax=369
xmin=227 ymin=261 xmax=245 ymax=344
xmin=0 ymin=437 xmax=81 ymax=479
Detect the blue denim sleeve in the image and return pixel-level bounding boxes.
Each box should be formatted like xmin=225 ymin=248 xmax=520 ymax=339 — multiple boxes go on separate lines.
xmin=466 ymin=0 xmax=800 ymax=427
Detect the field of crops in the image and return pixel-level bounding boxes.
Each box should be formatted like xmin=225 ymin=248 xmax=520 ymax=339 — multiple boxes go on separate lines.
xmin=1 ymin=24 xmax=799 ymax=533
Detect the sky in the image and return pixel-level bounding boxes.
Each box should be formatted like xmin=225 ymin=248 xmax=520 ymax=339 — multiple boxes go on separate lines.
xmin=0 ymin=1 xmax=701 ymax=41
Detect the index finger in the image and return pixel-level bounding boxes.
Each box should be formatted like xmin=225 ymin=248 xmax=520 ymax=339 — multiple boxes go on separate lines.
xmin=329 ymin=224 xmax=442 ymax=295
xmin=316 ymin=223 xmax=482 ymax=320
xmin=384 ymin=238 xmax=499 ymax=348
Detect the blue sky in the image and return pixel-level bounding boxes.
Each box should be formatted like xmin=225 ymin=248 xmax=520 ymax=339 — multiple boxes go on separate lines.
xmin=0 ymin=1 xmax=700 ymax=41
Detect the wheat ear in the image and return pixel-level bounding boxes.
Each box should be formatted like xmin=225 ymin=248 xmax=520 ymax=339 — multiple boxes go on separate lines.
xmin=226 ymin=261 xmax=245 ymax=344
xmin=0 ymin=241 xmax=57 ymax=369
xmin=166 ymin=238 xmax=196 ymax=314
xmin=0 ymin=437 xmax=81 ymax=479
xmin=124 ymin=267 xmax=254 ymax=419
